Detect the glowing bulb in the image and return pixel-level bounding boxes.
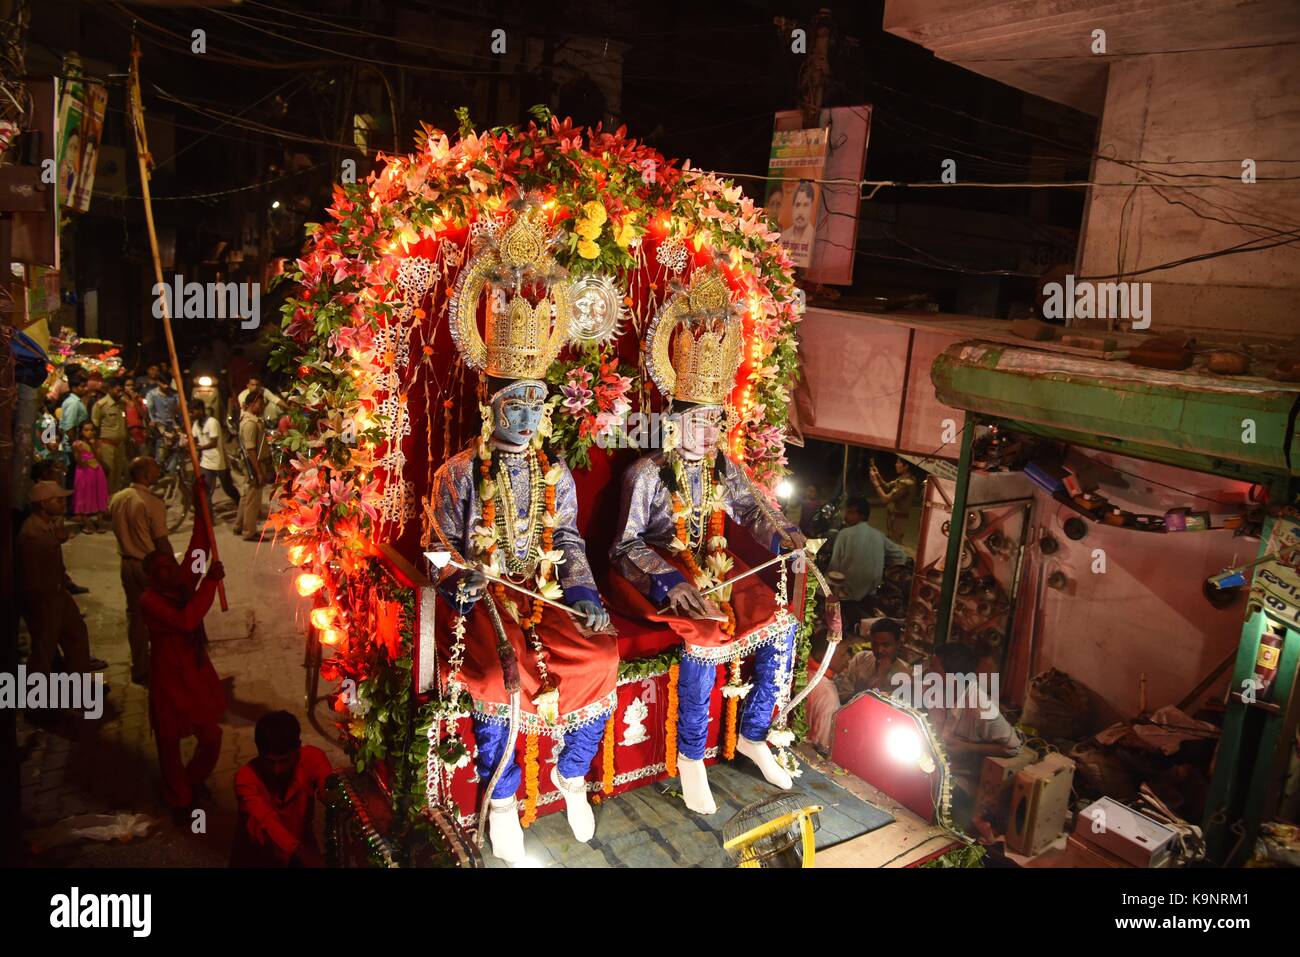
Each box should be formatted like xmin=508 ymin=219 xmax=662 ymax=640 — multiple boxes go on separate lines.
xmin=271 ymin=200 xmax=281 ymax=210
xmin=320 ymin=627 xmax=344 ymax=646
xmin=296 ymin=572 xmax=325 ymax=597
xmin=776 ymin=479 xmax=793 ymax=501
xmin=287 ymin=545 xmax=311 ymax=566
xmin=196 ymin=376 xmax=214 ymax=387
xmin=884 ymin=723 xmax=934 ymax=772
xmin=310 ymin=606 xmax=337 ymax=630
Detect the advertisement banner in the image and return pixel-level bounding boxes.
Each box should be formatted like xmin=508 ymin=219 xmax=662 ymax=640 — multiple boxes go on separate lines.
xmin=57 ymin=57 xmax=109 ymax=213
xmin=765 ymin=127 xmax=829 ymax=270
xmin=1251 ymin=508 xmax=1300 ymax=627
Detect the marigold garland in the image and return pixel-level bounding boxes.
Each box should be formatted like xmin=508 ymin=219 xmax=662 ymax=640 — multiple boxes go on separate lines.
xmin=670 ymin=465 xmax=735 ymax=637
xmin=601 ymin=714 xmax=616 ymax=796
xmin=522 ymin=731 xmax=540 ymax=828
xmin=724 ymin=660 xmax=741 ymax=760
xmin=665 ymin=661 xmax=680 ymax=777
xmin=476 ymin=439 xmax=558 ymax=677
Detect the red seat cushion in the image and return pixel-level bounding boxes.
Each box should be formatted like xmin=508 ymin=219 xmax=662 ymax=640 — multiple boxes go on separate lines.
xmin=610 ymin=609 xmax=677 ymax=659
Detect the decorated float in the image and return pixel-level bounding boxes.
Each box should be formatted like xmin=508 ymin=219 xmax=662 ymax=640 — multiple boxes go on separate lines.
xmin=44 ymin=330 xmax=125 ymax=386
xmin=269 ymin=111 xmax=833 ymax=865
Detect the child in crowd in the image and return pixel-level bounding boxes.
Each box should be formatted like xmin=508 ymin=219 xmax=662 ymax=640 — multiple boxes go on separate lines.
xmin=72 ymin=421 xmax=110 ymax=532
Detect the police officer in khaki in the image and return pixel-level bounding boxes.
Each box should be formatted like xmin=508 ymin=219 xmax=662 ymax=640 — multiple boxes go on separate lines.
xmin=237 ymin=391 xmax=272 ymax=541
xmin=92 ymin=376 xmax=130 ymax=492
xmin=109 ymin=457 xmax=172 ymax=685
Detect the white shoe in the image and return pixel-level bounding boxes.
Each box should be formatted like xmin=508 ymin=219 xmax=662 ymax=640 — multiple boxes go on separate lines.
xmin=487 ymin=796 xmax=525 ymax=864
xmin=737 ymin=736 xmax=793 ymax=789
xmin=551 ymin=768 xmax=595 ymax=842
xmin=677 ymin=756 xmax=718 ymax=815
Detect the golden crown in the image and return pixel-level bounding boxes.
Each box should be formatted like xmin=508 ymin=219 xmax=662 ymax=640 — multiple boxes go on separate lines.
xmin=645 ymin=268 xmax=743 ymax=407
xmin=449 ymin=209 xmax=569 ymax=381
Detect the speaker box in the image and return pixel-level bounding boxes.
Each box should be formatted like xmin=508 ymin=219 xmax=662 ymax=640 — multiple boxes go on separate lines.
xmin=976 ymin=751 xmax=1036 ymax=829
xmin=1006 ymin=753 xmax=1075 ymax=856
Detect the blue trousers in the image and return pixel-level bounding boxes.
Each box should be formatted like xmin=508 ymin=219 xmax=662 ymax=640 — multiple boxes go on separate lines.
xmin=676 ymin=622 xmax=797 ymax=761
xmin=474 ymin=714 xmax=611 ymax=800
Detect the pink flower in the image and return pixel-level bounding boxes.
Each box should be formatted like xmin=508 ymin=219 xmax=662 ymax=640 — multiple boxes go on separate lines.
xmin=562 ymin=382 xmax=594 ymax=415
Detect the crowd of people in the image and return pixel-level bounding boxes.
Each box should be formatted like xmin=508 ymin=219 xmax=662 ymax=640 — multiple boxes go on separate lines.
xmin=17 ymin=347 xmax=328 ymax=865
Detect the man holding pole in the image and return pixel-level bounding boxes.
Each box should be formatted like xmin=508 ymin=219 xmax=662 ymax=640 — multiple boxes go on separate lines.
xmin=128 ymin=34 xmax=228 ymax=614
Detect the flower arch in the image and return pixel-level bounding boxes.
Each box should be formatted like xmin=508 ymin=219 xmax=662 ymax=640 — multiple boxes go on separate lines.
xmin=270 ymin=114 xmax=803 ymax=573
xmin=268 ymin=115 xmax=807 ymax=794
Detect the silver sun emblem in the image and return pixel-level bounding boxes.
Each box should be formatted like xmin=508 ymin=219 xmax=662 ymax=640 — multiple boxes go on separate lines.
xmin=565 ymin=274 xmax=627 ymax=346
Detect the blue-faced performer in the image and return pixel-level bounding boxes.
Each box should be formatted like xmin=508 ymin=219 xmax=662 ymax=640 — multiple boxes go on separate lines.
xmin=427 ymin=209 xmax=616 ymax=863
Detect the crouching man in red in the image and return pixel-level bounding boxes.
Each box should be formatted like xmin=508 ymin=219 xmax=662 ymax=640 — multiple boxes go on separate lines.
xmin=141 ymin=516 xmax=227 ymax=818
xmin=231 ymin=710 xmax=333 ymax=867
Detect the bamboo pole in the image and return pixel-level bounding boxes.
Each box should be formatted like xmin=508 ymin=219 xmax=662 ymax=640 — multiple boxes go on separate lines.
xmin=128 ymin=37 xmax=227 ymax=611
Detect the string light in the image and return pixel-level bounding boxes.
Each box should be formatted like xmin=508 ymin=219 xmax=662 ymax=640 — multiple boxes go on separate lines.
xmin=320 ymin=627 xmax=345 ymax=646
xmin=296 ymin=572 xmax=326 ymax=596
xmin=310 ymin=606 xmax=338 ymax=629
xmin=287 ymin=545 xmax=311 ymax=565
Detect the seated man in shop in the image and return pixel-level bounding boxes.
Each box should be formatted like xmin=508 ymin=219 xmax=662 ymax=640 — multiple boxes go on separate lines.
xmin=927 ymin=641 xmax=1023 ymax=784
xmin=827 ymin=496 xmax=909 ymax=633
xmin=834 ymin=618 xmax=912 ymax=702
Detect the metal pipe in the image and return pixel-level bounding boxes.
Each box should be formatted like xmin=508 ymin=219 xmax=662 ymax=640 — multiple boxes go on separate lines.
xmin=424 ymin=551 xmax=594 ymax=622
xmin=934 ymin=417 xmax=977 ymax=643
xmin=694 ymin=551 xmax=798 ymax=599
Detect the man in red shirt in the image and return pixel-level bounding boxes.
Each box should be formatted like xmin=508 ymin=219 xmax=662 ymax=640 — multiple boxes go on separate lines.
xmin=123 ymin=378 xmax=151 ymax=457
xmin=231 ymin=711 xmax=333 ymax=867
xmin=141 ymin=525 xmax=227 ymax=816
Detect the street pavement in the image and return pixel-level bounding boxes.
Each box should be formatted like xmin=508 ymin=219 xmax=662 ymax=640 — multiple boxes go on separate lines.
xmin=16 ymin=501 xmax=345 ymax=867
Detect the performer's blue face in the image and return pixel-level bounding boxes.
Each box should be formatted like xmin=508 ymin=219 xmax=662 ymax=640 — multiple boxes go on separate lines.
xmin=492 ymin=381 xmax=546 ymax=446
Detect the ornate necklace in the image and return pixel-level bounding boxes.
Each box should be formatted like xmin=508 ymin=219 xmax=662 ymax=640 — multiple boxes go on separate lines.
xmin=476 ymin=439 xmax=558 ymax=632
xmin=669 ymin=451 xmax=734 ymax=636
xmin=494 ymin=449 xmax=542 ymax=577
xmin=680 ymin=459 xmax=714 ymax=556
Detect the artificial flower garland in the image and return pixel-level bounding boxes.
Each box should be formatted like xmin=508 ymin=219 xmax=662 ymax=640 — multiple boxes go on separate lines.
xmin=664 ymin=661 xmax=680 ymax=778
xmin=522 ymin=731 xmax=540 ymax=827
xmin=602 ymin=715 xmax=616 ymax=796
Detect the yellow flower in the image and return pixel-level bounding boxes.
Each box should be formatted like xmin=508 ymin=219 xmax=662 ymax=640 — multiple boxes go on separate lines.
xmin=577 ymin=238 xmax=600 ymax=259
xmin=582 ymin=200 xmax=608 ymax=226
xmin=574 ymin=218 xmax=602 ymax=240
xmin=614 ymin=218 xmax=638 ymax=248
xmin=537 ymin=577 xmax=564 ymax=602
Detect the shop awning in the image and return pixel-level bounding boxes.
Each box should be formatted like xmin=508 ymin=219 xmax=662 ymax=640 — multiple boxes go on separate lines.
xmin=932 ymin=341 xmax=1300 ymax=481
